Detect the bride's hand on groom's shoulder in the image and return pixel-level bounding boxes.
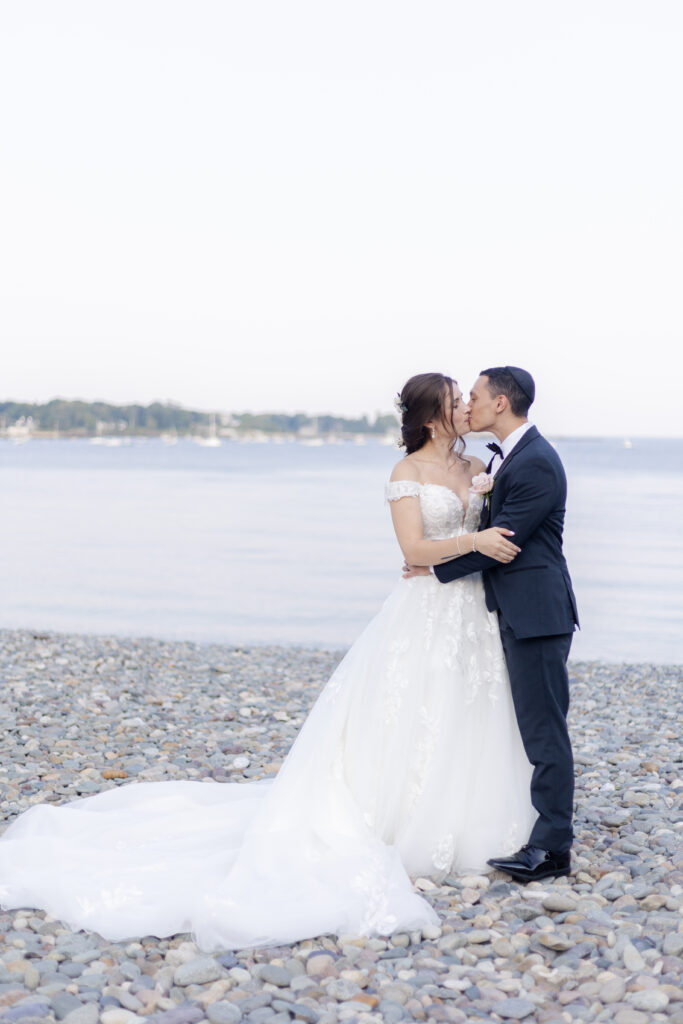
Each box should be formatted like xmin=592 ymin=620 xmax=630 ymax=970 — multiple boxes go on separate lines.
xmin=478 ymin=528 xmax=521 ymax=563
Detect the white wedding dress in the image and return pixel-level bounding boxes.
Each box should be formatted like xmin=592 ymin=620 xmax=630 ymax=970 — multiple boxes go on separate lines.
xmin=0 ymin=482 xmax=534 ymax=950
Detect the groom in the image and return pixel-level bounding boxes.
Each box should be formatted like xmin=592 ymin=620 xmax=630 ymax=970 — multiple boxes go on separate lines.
xmin=406 ymin=366 xmax=579 ymax=882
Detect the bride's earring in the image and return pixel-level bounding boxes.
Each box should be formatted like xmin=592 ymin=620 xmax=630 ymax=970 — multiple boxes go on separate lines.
xmin=431 ymin=428 xmax=435 ymax=440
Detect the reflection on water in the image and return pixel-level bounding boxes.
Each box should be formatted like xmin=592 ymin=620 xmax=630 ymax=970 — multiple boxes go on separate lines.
xmin=0 ymin=437 xmax=680 ymax=663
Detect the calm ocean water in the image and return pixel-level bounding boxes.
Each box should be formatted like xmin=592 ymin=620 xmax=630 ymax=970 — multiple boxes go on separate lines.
xmin=1 ymin=436 xmax=681 ymax=663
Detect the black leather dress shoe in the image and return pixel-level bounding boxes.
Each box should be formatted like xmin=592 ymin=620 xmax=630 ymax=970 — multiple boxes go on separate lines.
xmin=487 ymin=844 xmax=571 ymax=883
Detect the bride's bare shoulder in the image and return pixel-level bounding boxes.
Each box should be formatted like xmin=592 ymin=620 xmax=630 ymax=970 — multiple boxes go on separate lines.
xmin=390 ymin=456 xmax=421 ymax=483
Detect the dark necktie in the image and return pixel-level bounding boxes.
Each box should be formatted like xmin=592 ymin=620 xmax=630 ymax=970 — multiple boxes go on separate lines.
xmin=485 ymin=441 xmax=503 ymax=474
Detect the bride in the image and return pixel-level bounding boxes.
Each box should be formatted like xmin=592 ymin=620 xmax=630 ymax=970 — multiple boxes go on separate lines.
xmin=0 ymin=373 xmax=535 ymax=950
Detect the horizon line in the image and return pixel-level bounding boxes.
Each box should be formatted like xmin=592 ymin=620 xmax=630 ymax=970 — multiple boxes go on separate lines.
xmin=2 ymin=397 xmax=681 ymax=440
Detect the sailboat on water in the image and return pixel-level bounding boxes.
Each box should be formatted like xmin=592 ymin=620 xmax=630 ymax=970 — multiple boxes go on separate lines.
xmin=194 ymin=413 xmax=221 ymax=447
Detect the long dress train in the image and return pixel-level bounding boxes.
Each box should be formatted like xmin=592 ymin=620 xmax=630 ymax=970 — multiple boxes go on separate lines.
xmin=0 ymin=483 xmax=534 ymax=949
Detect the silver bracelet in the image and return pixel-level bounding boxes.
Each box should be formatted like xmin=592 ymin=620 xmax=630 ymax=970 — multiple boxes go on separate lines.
xmin=472 ymin=532 xmax=477 ymax=553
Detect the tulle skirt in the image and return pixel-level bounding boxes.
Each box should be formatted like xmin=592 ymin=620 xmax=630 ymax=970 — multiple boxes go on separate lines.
xmin=0 ymin=573 xmax=534 ymax=949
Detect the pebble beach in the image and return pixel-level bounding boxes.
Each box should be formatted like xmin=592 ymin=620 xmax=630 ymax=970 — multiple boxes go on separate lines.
xmin=1 ymin=630 xmax=681 ymax=1024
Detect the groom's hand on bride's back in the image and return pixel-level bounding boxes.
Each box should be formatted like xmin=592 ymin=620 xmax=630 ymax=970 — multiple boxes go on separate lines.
xmin=402 ymin=563 xmax=431 ymax=578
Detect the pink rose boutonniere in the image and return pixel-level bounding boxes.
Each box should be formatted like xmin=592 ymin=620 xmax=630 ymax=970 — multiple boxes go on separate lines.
xmin=469 ymin=472 xmax=495 ymax=511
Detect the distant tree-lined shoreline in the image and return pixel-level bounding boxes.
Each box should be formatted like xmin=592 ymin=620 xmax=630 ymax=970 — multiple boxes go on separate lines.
xmin=0 ymin=399 xmax=399 ymax=439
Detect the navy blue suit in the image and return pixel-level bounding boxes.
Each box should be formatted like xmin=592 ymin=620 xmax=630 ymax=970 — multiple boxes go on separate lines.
xmin=434 ymin=426 xmax=578 ymax=852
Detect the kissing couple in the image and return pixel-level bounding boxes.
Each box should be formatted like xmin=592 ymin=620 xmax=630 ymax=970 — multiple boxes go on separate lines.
xmin=0 ymin=366 xmax=579 ymax=951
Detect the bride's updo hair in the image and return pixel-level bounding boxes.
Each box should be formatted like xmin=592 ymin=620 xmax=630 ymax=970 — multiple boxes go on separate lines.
xmin=397 ymin=372 xmax=467 ymax=460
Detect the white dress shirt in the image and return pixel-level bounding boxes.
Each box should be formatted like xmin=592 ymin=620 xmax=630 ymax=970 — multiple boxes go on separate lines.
xmin=488 ymin=421 xmax=534 ymax=475
xmin=428 ymin=421 xmax=534 ymax=574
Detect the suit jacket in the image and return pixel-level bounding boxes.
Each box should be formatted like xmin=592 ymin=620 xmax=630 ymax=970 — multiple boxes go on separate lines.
xmin=434 ymin=426 xmax=579 ymax=639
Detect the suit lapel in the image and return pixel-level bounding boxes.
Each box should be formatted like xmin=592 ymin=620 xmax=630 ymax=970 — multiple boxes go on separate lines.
xmin=492 ymin=425 xmax=540 ymax=489
xmin=480 ymin=426 xmax=540 ymax=527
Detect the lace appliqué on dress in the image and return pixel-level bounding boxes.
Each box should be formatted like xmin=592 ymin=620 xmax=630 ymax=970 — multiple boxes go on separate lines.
xmin=76 ymin=884 xmax=144 ymax=919
xmin=431 ymin=834 xmax=455 ymax=873
xmin=408 ymin=706 xmax=442 ymax=808
xmin=501 ymin=822 xmax=520 ymax=856
xmin=352 ymin=850 xmax=400 ymax=936
xmin=382 ymin=638 xmax=411 ymax=725
xmin=321 ymin=660 xmax=349 ymax=706
xmin=385 ymin=481 xmax=422 ymax=503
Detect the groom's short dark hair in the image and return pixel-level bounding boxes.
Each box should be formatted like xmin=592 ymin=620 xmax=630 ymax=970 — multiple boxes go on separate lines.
xmin=480 ymin=366 xmax=533 ymax=417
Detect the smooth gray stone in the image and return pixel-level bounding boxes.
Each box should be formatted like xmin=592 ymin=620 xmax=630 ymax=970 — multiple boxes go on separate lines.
xmin=438 ymin=986 xmax=466 ymax=1001
xmin=565 ymin=1003 xmax=594 ymax=1020
xmin=75 ymin=992 xmax=99 ymax=1005
xmin=664 ymin=933 xmax=683 ymax=956
xmin=620 ymin=841 xmax=645 ymax=854
xmin=51 ymin=992 xmax=84 ymax=1020
xmin=120 ymin=960 xmax=141 ymax=980
xmin=62 ymin=1004 xmax=99 ymax=1024
xmin=150 ymin=1004 xmax=205 ymax=1024
xmin=459 ymin=906 xmax=479 ymax=919
xmin=206 ymin=1002 xmax=243 ymax=1024
xmin=2 ymin=1003 xmax=52 ymax=1022
xmin=173 ymin=957 xmax=225 ymax=986
xmin=0 ymin=980 xmax=24 ymax=992
xmin=100 ymin=996 xmax=122 ymax=1008
xmin=270 ymin=998 xmax=296 ymax=1012
xmin=259 ymin=964 xmax=292 ymax=987
xmin=378 ymin=1001 xmax=405 ymax=1023
xmin=7 ymin=1018 xmax=55 ymax=1024
xmin=583 ymin=910 xmax=614 ymax=927
xmin=325 ymin=978 xmax=361 ymax=1001
xmin=601 ymin=811 xmax=632 ymax=828
xmin=289 ymin=1006 xmax=320 ymax=1024
xmin=488 ymin=882 xmax=514 ymax=896
xmin=494 ymin=997 xmax=537 ymax=1019
xmin=553 ymin=942 xmax=595 ymax=966
xmin=514 ymin=904 xmax=543 ymax=921
xmin=216 ymin=954 xmax=240 ymax=969
xmin=36 ymin=981 xmax=70 ymax=996
xmin=78 ymin=978 xmax=108 ymax=994
xmin=35 ymin=959 xmax=66 ymax=977
xmin=131 ymin=975 xmax=156 ymax=991
xmin=55 ymin=936 xmax=90 ymax=956
xmin=246 ymin=1009 xmax=275 ymax=1024
xmin=239 ymin=993 xmax=273 ymax=1012
xmin=600 ymin=887 xmax=624 ymax=901
xmin=71 ymin=950 xmax=102 ymax=965
xmin=410 ymin=971 xmax=439 ymax=987
xmin=59 ymin=962 xmax=85 ymax=979
xmin=112 ymin=989 xmax=143 ymax=1012
xmin=284 ymin=959 xmax=305 ymax=978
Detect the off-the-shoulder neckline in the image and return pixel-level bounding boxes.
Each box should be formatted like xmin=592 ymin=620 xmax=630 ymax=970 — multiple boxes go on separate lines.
xmin=388 ymin=480 xmax=478 ymax=507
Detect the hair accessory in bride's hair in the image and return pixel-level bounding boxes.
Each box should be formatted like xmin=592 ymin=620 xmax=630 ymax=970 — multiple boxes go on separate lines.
xmin=394 ymin=393 xmax=408 ymax=415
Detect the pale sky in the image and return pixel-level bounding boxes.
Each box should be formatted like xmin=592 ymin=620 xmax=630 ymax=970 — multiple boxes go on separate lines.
xmin=2 ymin=1 xmax=682 ymax=436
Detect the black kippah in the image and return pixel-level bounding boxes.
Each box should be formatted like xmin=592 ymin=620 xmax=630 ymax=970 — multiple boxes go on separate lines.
xmin=504 ymin=366 xmax=535 ymax=405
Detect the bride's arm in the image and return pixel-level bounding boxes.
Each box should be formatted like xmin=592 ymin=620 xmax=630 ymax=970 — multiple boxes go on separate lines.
xmin=389 ymin=496 xmax=520 ymax=566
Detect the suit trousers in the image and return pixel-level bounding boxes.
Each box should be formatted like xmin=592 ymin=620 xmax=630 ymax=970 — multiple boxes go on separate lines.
xmin=498 ymin=613 xmax=575 ymax=852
